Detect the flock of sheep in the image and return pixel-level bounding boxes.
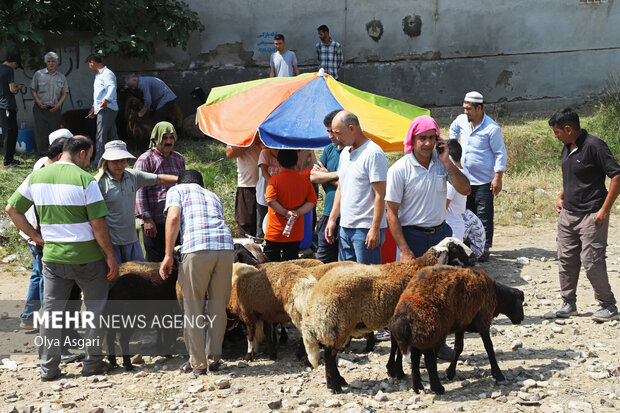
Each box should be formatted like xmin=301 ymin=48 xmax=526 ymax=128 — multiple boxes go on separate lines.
xmin=109 ymin=238 xmax=525 ymax=395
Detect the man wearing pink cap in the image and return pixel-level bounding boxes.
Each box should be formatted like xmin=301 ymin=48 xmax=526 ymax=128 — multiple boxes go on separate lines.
xmin=386 ymin=115 xmax=470 ymax=261
xmin=383 ymin=115 xmax=471 ymax=352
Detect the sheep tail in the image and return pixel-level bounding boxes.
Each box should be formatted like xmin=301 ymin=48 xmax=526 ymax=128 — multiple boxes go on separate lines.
xmin=254 ymin=320 xmax=265 ymax=347
xmin=389 ymin=313 xmax=413 ymax=356
xmin=302 ymin=324 xmax=321 ymax=369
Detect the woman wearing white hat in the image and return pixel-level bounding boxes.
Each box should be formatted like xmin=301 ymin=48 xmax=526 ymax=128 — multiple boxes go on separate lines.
xmin=96 ymin=140 xmax=178 ymax=263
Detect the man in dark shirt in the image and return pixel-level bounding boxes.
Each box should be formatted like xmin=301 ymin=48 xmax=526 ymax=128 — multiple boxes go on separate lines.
xmin=310 ymin=109 xmax=342 ymax=263
xmin=549 ymin=107 xmax=620 ymax=322
xmin=1 ymin=54 xmax=25 ymax=168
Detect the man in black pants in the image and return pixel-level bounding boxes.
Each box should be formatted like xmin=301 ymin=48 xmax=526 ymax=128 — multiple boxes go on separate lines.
xmin=1 ymin=54 xmax=24 ymax=168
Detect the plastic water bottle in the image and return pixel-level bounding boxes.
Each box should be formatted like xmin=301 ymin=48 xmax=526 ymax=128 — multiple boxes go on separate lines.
xmin=282 ymin=215 xmax=297 ymax=237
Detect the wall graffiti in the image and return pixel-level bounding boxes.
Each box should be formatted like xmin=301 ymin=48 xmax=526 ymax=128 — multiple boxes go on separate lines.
xmin=256 ymin=31 xmax=277 ymax=53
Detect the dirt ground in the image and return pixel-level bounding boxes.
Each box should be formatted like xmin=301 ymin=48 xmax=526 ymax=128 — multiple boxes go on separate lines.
xmin=0 ymin=223 xmax=619 ymax=413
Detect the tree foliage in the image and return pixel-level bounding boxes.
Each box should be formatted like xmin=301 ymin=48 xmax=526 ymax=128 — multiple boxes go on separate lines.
xmin=0 ymin=0 xmax=204 ymax=68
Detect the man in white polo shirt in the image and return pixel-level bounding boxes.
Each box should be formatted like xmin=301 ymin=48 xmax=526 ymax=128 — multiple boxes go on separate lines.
xmin=386 ymin=115 xmax=470 ymax=261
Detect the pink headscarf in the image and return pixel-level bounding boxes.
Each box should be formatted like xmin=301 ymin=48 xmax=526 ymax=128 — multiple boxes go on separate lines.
xmin=404 ymin=115 xmax=440 ymax=154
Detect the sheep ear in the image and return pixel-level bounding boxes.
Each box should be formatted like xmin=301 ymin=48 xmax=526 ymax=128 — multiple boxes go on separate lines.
xmin=437 ymin=250 xmax=449 ymax=265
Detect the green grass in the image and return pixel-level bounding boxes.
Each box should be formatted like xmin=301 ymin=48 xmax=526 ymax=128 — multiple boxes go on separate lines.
xmin=1 ymin=99 xmax=619 ymax=265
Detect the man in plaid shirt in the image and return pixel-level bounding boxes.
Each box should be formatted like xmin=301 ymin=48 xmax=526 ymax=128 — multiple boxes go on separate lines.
xmin=159 ymin=170 xmax=233 ymax=373
xmin=134 ymin=121 xmax=185 ymax=261
xmin=316 ymin=25 xmax=343 ymax=80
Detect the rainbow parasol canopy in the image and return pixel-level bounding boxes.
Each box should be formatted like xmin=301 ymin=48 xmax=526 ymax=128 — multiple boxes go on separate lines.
xmin=197 ymin=71 xmax=429 ymax=151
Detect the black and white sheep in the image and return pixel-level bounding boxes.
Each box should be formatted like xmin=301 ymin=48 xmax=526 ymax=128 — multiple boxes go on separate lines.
xmin=301 ymin=237 xmax=475 ymax=392
xmin=388 ymin=265 xmax=525 ymax=394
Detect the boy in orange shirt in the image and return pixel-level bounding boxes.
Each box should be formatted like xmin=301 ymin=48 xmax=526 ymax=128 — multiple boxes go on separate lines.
xmin=264 ymin=149 xmax=317 ymax=261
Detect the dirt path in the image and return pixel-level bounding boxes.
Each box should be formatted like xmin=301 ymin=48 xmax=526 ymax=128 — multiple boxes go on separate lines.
xmin=0 ymin=224 xmax=619 ymax=412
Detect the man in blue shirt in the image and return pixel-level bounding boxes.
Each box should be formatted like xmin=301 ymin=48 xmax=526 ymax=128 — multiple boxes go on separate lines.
xmin=449 ymin=91 xmax=507 ymax=261
xmin=310 ymin=109 xmax=342 ymax=263
xmin=125 ymin=75 xmax=178 ymax=125
xmin=86 ymin=54 xmax=119 ymax=166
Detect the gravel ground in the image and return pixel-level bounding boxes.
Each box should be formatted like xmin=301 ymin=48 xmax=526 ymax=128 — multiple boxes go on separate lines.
xmin=0 ymin=223 xmax=619 ymax=413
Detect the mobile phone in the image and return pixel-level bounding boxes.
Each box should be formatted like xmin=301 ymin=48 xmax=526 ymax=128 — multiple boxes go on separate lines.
xmin=435 ymin=140 xmax=444 ymax=154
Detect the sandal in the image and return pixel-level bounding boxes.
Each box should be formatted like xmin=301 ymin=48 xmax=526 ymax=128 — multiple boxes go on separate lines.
xmin=207 ymin=360 xmax=222 ymax=372
xmin=82 ymin=361 xmax=111 ymax=377
xmin=180 ymin=361 xmax=207 ymax=375
xmin=179 ymin=361 xmax=193 ymax=373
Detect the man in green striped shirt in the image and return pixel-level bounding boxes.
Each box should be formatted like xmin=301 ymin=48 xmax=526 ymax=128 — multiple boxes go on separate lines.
xmin=6 ymin=136 xmax=118 ymax=380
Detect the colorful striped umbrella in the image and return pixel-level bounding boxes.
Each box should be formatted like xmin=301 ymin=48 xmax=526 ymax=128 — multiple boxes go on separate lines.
xmin=197 ymin=71 xmax=429 ymax=151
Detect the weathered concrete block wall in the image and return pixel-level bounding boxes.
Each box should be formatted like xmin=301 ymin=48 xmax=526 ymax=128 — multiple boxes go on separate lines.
xmin=152 ymin=0 xmax=620 ymax=115
xmin=9 ymin=0 xmax=620 ymax=129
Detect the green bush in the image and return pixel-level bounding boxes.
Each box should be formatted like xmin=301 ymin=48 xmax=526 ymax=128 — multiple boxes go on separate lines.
xmin=584 ymin=73 xmax=620 ymax=156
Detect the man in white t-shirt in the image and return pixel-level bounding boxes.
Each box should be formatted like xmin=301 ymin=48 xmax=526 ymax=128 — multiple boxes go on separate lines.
xmin=269 ymin=34 xmax=300 ymax=78
xmin=226 ymin=139 xmax=261 ymax=237
xmin=325 ymin=111 xmax=388 ymax=264
xmin=386 ymin=115 xmax=470 ymax=261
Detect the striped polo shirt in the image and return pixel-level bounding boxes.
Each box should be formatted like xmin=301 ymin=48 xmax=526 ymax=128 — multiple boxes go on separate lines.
xmin=8 ymin=161 xmax=109 ymax=264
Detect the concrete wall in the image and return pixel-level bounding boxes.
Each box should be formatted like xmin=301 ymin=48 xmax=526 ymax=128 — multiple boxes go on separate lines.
xmin=9 ymin=0 xmax=620 ymax=129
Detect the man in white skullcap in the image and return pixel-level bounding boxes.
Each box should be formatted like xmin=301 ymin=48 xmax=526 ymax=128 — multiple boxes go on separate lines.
xmin=449 ymin=91 xmax=507 ymax=261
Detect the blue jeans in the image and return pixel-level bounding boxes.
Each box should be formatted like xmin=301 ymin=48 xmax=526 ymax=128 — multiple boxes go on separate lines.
xmin=21 ymin=243 xmax=44 ymax=322
xmin=399 ymin=223 xmax=453 ymax=259
xmin=339 ymin=227 xmax=385 ymax=264
xmin=467 ymin=183 xmax=494 ymax=248
xmin=317 ymin=215 xmax=339 ymax=263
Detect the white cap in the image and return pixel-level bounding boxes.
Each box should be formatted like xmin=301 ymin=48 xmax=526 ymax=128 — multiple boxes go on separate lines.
xmin=49 ymin=128 xmax=73 ymax=145
xmin=98 ymin=140 xmax=136 ymax=168
xmin=464 ymin=91 xmax=484 ymax=104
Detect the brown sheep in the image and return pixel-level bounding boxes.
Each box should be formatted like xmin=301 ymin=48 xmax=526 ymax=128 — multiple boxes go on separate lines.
xmin=301 ymin=237 xmax=475 ymax=392
xmin=256 ymin=259 xmax=355 ymax=350
xmin=260 ymin=258 xmax=323 ymax=270
xmin=306 ymin=260 xmax=356 ymax=281
xmin=388 ymin=265 xmax=525 ymax=395
xmin=228 ymin=262 xmax=315 ymax=361
xmin=125 ymin=96 xmax=153 ymax=150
